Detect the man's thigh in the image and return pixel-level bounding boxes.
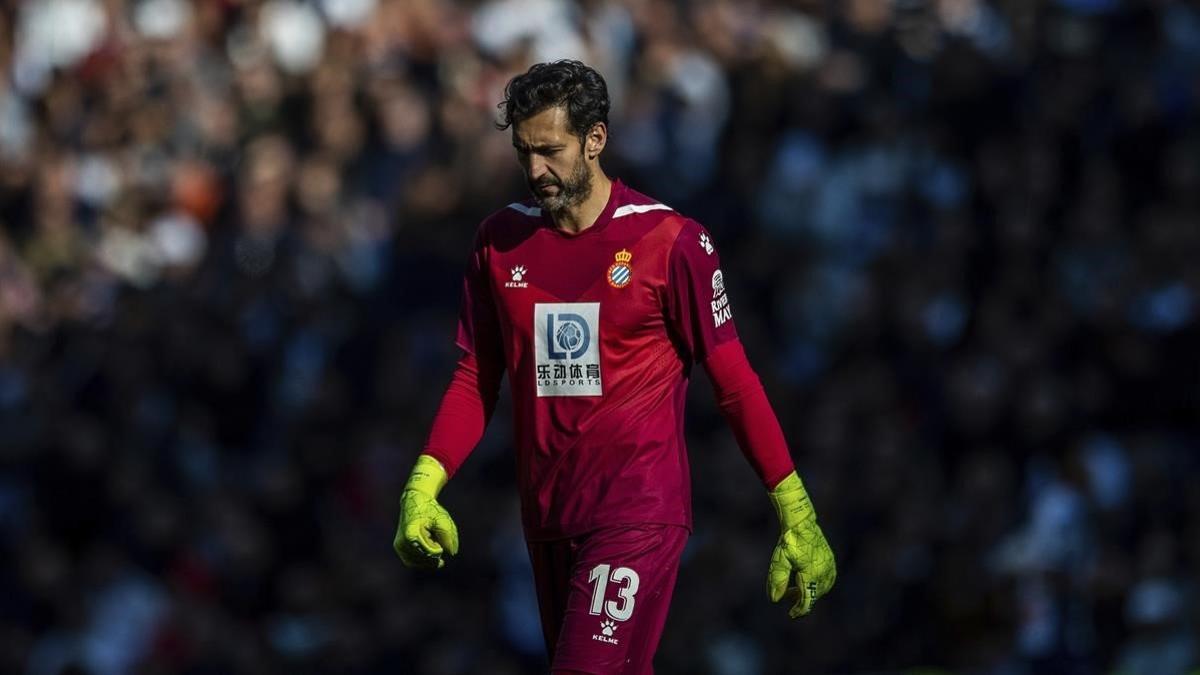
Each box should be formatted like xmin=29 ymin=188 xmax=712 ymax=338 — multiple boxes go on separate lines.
xmin=529 ymin=524 xmax=689 ymax=674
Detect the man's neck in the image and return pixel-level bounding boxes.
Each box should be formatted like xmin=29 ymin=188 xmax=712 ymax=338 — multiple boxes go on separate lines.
xmin=549 ymin=173 xmax=613 ymax=235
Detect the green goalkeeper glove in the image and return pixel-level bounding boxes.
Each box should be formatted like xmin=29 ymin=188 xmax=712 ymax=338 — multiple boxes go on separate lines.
xmin=767 ymin=471 xmax=836 ymax=618
xmin=393 ymin=455 xmax=459 ymax=569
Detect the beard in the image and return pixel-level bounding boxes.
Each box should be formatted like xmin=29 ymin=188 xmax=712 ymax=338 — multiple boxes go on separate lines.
xmin=528 ymin=156 xmax=592 ymax=213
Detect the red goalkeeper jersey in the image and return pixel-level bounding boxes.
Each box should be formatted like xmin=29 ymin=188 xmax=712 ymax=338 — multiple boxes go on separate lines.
xmin=437 ymin=179 xmax=788 ymax=540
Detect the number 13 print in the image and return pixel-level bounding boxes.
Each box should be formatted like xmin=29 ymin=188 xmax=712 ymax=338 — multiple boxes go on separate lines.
xmin=587 ymin=563 xmax=641 ymax=622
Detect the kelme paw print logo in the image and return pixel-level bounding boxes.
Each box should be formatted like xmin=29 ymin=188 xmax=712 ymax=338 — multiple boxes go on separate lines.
xmin=600 ymin=620 xmax=616 ymax=637
xmin=699 ymin=233 xmax=713 ymax=255
xmin=511 ymin=265 xmax=527 ymax=281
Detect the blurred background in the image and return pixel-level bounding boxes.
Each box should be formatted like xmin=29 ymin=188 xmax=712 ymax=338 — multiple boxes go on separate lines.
xmin=1 ymin=0 xmax=1199 ymax=673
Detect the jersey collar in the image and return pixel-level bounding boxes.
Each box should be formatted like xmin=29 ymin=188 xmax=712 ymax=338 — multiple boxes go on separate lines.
xmin=542 ymin=178 xmax=624 ymax=239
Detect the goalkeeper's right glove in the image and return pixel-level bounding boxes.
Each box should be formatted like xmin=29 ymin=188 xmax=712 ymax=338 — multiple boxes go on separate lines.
xmin=393 ymin=454 xmax=459 ymax=569
xmin=767 ymin=471 xmax=836 ymax=618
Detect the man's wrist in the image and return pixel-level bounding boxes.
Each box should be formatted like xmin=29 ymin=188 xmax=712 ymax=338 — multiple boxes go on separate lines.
xmin=769 ymin=471 xmax=816 ymax=530
xmin=405 ymin=454 xmax=449 ymax=498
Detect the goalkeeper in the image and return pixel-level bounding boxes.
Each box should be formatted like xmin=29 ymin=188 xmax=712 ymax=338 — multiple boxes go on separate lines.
xmin=394 ymin=60 xmax=835 ymax=673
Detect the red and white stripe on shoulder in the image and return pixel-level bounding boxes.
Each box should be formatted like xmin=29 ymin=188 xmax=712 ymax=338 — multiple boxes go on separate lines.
xmin=613 ymin=181 xmax=674 ymax=220
xmin=505 ymin=202 xmax=541 ymax=217
xmin=612 ymin=202 xmax=673 ymax=219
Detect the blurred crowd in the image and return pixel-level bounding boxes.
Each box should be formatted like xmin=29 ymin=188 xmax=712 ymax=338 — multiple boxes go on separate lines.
xmin=2 ymin=0 xmax=1200 ymax=673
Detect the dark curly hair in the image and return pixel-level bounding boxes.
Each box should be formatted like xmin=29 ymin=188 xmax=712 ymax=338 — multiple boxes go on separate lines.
xmin=496 ymin=60 xmax=610 ymax=140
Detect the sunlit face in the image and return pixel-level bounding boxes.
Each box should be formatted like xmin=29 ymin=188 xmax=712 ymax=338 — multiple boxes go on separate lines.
xmin=512 ymin=106 xmax=593 ymax=213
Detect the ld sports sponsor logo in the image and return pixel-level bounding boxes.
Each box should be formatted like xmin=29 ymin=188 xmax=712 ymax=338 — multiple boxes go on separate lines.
xmin=534 ymin=302 xmax=602 ymax=397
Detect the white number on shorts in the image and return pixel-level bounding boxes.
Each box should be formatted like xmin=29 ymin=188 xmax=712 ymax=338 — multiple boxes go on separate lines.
xmin=587 ymin=564 xmax=641 ymax=622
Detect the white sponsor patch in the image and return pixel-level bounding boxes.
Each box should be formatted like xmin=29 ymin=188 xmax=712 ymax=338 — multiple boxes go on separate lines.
xmin=534 ymin=302 xmax=602 ymax=397
xmin=711 ymin=269 xmax=732 ymax=327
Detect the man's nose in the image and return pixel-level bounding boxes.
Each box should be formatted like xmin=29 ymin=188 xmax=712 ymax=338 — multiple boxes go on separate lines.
xmin=527 ymin=155 xmax=548 ymax=181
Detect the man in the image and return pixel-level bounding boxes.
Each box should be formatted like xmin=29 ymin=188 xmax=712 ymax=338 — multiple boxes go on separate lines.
xmin=393 ymin=60 xmax=835 ymax=674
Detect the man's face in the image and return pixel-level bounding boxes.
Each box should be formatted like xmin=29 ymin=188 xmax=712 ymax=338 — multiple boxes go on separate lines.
xmin=512 ymin=106 xmax=592 ymax=213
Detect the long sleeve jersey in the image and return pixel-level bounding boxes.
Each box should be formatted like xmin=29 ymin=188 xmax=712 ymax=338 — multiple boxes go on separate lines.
xmin=423 ymin=179 xmax=794 ymax=540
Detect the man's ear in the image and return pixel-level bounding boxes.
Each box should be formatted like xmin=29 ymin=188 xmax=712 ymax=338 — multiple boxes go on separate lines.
xmin=585 ymin=122 xmax=607 ymax=159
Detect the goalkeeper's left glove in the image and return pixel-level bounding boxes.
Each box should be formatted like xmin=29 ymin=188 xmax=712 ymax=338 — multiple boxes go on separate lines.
xmin=393 ymin=455 xmax=459 ymax=569
xmin=767 ymin=471 xmax=836 ymax=618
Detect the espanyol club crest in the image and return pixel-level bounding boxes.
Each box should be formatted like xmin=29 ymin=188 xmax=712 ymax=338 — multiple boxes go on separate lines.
xmin=607 ymin=249 xmax=633 ymax=289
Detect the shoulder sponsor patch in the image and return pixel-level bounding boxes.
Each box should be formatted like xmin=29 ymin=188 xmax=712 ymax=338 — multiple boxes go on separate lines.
xmin=711 ymin=269 xmax=732 ymax=327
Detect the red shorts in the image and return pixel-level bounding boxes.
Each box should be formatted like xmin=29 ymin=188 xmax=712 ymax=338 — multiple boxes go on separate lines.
xmin=527 ymin=524 xmax=689 ymax=674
